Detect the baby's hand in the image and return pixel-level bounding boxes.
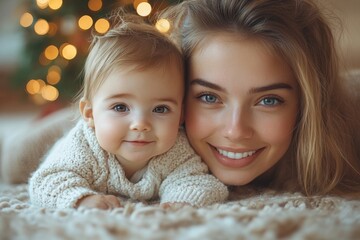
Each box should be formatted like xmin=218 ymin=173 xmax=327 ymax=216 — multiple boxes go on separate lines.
xmin=76 ymin=194 xmax=121 ymax=209
xmin=160 ymin=202 xmax=190 ymax=210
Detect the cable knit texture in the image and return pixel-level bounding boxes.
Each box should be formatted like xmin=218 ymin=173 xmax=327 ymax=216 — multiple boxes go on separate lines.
xmin=28 ymin=120 xmax=228 ymax=208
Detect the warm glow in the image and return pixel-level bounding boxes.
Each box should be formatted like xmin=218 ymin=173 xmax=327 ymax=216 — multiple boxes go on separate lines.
xmin=88 ymin=0 xmax=102 ymax=11
xmin=136 ymin=2 xmax=152 ymax=17
xmin=41 ymin=85 xmax=59 ymax=101
xmin=36 ymin=0 xmax=49 ymax=9
xmin=34 ymin=19 xmax=50 ymax=35
xmin=48 ymin=0 xmax=63 ymax=10
xmin=94 ymin=18 xmax=110 ymax=34
xmin=133 ymin=0 xmax=147 ymax=9
xmin=61 ymin=44 xmax=77 ymax=60
xmin=47 ymin=65 xmax=62 ymax=85
xmin=48 ymin=23 xmax=58 ymax=36
xmin=39 ymin=52 xmax=51 ymax=66
xmin=37 ymin=79 xmax=47 ymax=89
xmin=44 ymin=45 xmax=59 ymax=60
xmin=78 ymin=15 xmax=93 ymax=30
xmin=20 ymin=12 xmax=33 ymax=28
xmin=26 ymin=79 xmax=41 ymax=95
xmin=155 ymin=18 xmax=170 ymax=33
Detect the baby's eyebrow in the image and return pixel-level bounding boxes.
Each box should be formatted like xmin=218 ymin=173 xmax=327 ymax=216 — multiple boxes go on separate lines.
xmin=249 ymin=83 xmax=293 ymax=93
xmin=189 ymin=79 xmax=225 ymax=91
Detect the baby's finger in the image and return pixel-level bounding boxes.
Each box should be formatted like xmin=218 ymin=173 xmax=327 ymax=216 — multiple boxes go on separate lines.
xmin=105 ymin=195 xmax=122 ymax=208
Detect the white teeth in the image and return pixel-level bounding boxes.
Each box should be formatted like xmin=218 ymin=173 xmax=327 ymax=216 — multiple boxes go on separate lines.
xmin=217 ymin=149 xmax=256 ymax=160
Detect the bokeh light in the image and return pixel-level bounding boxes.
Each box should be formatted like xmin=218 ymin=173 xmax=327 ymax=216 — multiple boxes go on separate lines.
xmin=34 ymin=19 xmax=49 ymax=35
xmin=88 ymin=0 xmax=102 ymax=11
xmin=44 ymin=45 xmax=59 ymax=60
xmin=155 ymin=18 xmax=170 ymax=33
xmin=47 ymin=65 xmax=62 ymax=85
xmin=78 ymin=15 xmax=93 ymax=30
xmin=42 ymin=85 xmax=59 ymax=101
xmin=26 ymin=79 xmax=41 ymax=95
xmin=48 ymin=0 xmax=63 ymax=10
xmin=20 ymin=12 xmax=33 ymax=28
xmin=136 ymin=2 xmax=152 ymax=17
xmin=36 ymin=0 xmax=49 ymax=9
xmin=61 ymin=44 xmax=77 ymax=60
xmin=94 ymin=18 xmax=110 ymax=34
xmin=133 ymin=0 xmax=147 ymax=9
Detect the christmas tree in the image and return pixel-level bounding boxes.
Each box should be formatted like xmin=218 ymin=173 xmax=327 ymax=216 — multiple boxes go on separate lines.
xmin=14 ymin=0 xmax=181 ymax=105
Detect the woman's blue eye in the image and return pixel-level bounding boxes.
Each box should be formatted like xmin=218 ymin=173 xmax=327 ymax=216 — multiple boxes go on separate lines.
xmin=113 ymin=104 xmax=129 ymax=112
xmin=153 ymin=106 xmax=169 ymax=113
xmin=199 ymin=94 xmax=218 ymax=103
xmin=259 ymin=97 xmax=283 ymax=106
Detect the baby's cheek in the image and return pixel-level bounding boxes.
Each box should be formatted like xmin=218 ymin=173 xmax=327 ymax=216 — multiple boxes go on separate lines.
xmin=94 ymin=124 xmax=120 ymax=153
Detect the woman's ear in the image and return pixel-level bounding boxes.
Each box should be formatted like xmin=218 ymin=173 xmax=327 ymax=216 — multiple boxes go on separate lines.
xmin=79 ymin=98 xmax=95 ymax=128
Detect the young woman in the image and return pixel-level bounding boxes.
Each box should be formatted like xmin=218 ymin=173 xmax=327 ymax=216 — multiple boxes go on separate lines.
xmin=161 ymin=0 xmax=360 ymax=195
xmin=2 ymin=0 xmax=359 ymax=197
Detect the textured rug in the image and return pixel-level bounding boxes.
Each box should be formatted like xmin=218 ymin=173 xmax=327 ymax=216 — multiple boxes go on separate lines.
xmin=1 ymin=183 xmax=359 ymax=240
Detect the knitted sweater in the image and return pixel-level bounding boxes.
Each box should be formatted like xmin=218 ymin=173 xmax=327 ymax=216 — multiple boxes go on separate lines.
xmin=29 ymin=120 xmax=228 ymax=208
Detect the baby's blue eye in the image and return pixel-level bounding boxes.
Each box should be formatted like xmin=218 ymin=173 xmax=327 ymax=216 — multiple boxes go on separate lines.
xmin=153 ymin=106 xmax=169 ymax=113
xmin=113 ymin=104 xmax=129 ymax=112
xmin=199 ymin=94 xmax=218 ymax=103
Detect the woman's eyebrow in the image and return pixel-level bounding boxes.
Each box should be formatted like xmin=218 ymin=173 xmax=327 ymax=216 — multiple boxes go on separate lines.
xmin=189 ymin=79 xmax=293 ymax=93
xmin=249 ymin=83 xmax=293 ymax=93
xmin=189 ymin=79 xmax=225 ymax=91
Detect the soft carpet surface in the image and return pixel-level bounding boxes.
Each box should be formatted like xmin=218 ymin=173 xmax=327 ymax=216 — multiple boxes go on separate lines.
xmin=0 ymin=183 xmax=359 ymax=240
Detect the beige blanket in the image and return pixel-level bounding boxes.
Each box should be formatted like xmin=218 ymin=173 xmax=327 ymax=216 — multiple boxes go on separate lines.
xmin=1 ymin=183 xmax=359 ymax=240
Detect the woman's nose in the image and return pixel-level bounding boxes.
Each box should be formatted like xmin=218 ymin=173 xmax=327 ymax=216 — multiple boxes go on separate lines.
xmin=223 ymin=108 xmax=253 ymax=141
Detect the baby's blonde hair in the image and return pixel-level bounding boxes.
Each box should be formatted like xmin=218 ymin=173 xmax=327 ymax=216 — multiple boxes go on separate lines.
xmin=78 ymin=8 xmax=183 ymax=102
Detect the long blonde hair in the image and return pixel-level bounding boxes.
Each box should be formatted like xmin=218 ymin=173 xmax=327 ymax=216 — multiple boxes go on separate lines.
xmin=161 ymin=0 xmax=360 ymax=195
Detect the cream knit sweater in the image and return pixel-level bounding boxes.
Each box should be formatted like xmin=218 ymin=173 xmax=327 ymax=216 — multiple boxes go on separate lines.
xmin=29 ymin=120 xmax=228 ymax=208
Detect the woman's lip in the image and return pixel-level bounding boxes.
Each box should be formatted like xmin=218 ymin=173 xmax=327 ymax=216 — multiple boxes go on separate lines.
xmin=210 ymin=145 xmax=264 ymax=168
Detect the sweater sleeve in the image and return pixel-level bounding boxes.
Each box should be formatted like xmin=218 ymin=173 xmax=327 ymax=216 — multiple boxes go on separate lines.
xmin=28 ymin=121 xmax=107 ymax=208
xmin=158 ymin=131 xmax=228 ymax=207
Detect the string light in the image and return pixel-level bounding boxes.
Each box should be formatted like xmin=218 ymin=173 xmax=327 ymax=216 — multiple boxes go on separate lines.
xmin=61 ymin=44 xmax=77 ymax=60
xmin=34 ymin=19 xmax=50 ymax=35
xmin=47 ymin=66 xmax=62 ymax=85
xmin=94 ymin=18 xmax=110 ymax=34
xmin=136 ymin=2 xmax=152 ymax=17
xmin=78 ymin=15 xmax=93 ymax=30
xmin=48 ymin=0 xmax=63 ymax=10
xmin=26 ymin=80 xmax=41 ymax=95
xmin=44 ymin=45 xmax=59 ymax=60
xmin=88 ymin=0 xmax=102 ymax=12
xmin=42 ymin=85 xmax=59 ymax=101
xmin=36 ymin=0 xmax=49 ymax=9
xmin=155 ymin=19 xmax=170 ymax=33
xmin=20 ymin=12 xmax=33 ymax=28
xmin=133 ymin=0 xmax=147 ymax=9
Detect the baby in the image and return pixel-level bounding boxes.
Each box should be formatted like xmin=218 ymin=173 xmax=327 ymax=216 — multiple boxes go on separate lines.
xmin=28 ymin=9 xmax=228 ymax=209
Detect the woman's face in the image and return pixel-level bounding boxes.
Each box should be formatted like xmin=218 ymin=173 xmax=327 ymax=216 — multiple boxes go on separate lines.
xmin=185 ymin=33 xmax=299 ymax=185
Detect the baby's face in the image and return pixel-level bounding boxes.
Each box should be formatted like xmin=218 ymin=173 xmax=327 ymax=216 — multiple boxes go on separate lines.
xmin=89 ymin=62 xmax=184 ymax=176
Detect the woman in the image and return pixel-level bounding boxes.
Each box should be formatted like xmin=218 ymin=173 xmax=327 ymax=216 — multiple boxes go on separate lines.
xmin=162 ymin=0 xmax=360 ymax=195
xmin=2 ymin=0 xmax=360 ymax=196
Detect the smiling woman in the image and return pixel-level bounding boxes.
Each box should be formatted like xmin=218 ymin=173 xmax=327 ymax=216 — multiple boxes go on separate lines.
xmin=162 ymin=0 xmax=360 ymax=196
xmin=185 ymin=34 xmax=299 ymax=186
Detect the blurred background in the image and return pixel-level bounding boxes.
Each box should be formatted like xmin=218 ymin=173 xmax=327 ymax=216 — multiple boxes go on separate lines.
xmin=0 ymin=0 xmax=359 ymax=135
